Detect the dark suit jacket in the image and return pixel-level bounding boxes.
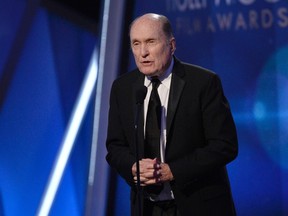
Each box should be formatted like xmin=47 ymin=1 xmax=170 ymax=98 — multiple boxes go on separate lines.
xmin=106 ymin=58 xmax=238 ymax=216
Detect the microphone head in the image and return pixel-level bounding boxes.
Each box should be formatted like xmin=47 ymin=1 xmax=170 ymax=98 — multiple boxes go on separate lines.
xmin=135 ymin=86 xmax=147 ymax=104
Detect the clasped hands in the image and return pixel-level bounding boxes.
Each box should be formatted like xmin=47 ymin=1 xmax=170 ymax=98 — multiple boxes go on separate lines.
xmin=132 ymin=158 xmax=174 ymax=186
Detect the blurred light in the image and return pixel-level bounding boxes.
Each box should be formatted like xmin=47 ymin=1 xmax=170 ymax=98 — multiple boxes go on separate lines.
xmin=37 ymin=48 xmax=98 ymax=216
xmin=254 ymin=101 xmax=266 ymax=120
xmin=88 ymin=0 xmax=110 ymax=186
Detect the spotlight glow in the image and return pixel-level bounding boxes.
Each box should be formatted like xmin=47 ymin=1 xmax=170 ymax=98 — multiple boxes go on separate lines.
xmin=36 ymin=48 xmax=98 ymax=216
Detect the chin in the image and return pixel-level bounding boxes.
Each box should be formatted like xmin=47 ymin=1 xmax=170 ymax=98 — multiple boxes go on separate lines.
xmin=139 ymin=69 xmax=156 ymax=76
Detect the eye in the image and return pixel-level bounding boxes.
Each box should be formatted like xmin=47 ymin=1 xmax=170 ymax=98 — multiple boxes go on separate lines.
xmin=132 ymin=41 xmax=140 ymax=48
xmin=147 ymin=39 xmax=156 ymax=45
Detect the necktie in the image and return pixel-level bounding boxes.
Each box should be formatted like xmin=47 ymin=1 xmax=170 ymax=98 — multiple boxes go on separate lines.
xmin=144 ymin=78 xmax=163 ymax=197
xmin=145 ymin=78 xmax=161 ymax=159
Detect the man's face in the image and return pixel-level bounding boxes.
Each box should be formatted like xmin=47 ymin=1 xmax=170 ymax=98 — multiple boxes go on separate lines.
xmin=130 ymin=16 xmax=176 ymax=77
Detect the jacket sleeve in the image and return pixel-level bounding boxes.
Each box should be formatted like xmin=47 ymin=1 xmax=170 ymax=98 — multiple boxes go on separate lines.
xmin=105 ymin=81 xmax=136 ymax=186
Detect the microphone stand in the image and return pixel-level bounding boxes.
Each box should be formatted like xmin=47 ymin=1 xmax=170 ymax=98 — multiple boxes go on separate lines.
xmin=134 ymin=86 xmax=147 ymax=216
xmin=134 ymin=102 xmax=143 ymax=216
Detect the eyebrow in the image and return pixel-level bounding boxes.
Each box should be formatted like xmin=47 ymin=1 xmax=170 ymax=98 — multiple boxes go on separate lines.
xmin=131 ymin=37 xmax=157 ymax=43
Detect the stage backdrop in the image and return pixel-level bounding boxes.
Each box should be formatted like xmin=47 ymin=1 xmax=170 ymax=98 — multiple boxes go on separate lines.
xmin=113 ymin=1 xmax=288 ymax=216
xmin=0 ymin=1 xmax=97 ymax=215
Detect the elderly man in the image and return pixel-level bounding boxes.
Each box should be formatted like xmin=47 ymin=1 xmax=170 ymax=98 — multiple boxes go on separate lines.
xmin=106 ymin=13 xmax=238 ymax=216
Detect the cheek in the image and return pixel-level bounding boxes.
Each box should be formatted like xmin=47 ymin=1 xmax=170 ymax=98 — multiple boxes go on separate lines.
xmin=133 ymin=52 xmax=138 ymax=58
xmin=132 ymin=49 xmax=140 ymax=57
xmin=157 ymin=54 xmax=169 ymax=66
xmin=157 ymin=48 xmax=170 ymax=60
xmin=133 ymin=54 xmax=140 ymax=63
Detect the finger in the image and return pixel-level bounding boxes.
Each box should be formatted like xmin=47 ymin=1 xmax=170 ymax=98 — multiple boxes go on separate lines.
xmin=139 ymin=164 xmax=156 ymax=173
xmin=137 ymin=170 xmax=156 ymax=179
xmin=134 ymin=175 xmax=155 ymax=182
xmin=153 ymin=169 xmax=161 ymax=178
xmin=134 ymin=177 xmax=161 ymax=186
xmin=141 ymin=158 xmax=154 ymax=162
xmin=153 ymin=162 xmax=161 ymax=170
xmin=140 ymin=158 xmax=160 ymax=169
xmin=142 ymin=178 xmax=158 ymax=185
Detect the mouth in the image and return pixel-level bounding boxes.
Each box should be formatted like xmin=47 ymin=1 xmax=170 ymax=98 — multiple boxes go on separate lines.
xmin=141 ymin=60 xmax=153 ymax=65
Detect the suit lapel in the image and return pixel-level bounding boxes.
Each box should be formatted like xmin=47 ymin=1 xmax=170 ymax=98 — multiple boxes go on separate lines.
xmin=167 ymin=59 xmax=186 ymax=138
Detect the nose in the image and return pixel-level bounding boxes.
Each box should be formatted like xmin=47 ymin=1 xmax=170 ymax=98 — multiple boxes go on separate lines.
xmin=140 ymin=44 xmax=149 ymax=57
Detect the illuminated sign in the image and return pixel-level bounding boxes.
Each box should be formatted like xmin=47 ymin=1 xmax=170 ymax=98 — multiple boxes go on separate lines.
xmin=166 ymin=0 xmax=288 ymax=33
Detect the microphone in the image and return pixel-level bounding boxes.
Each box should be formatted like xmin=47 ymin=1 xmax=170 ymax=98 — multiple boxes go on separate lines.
xmin=135 ymin=85 xmax=147 ymax=104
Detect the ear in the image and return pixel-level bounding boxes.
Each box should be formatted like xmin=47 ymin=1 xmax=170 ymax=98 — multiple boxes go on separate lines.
xmin=170 ymin=38 xmax=176 ymax=54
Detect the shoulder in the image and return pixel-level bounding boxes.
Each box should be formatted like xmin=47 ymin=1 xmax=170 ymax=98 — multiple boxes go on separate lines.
xmin=114 ymin=69 xmax=139 ymax=83
xmin=172 ymin=59 xmax=225 ymax=96
xmin=174 ymin=58 xmax=219 ymax=83
xmin=179 ymin=60 xmax=216 ymax=78
xmin=112 ymin=69 xmax=142 ymax=88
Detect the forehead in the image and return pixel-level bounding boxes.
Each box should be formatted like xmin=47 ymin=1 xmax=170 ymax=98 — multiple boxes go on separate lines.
xmin=130 ymin=18 xmax=164 ymax=40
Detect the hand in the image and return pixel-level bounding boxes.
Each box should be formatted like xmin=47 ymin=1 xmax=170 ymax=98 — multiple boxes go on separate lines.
xmin=132 ymin=158 xmax=161 ymax=186
xmin=159 ymin=162 xmax=174 ymax=182
xmin=132 ymin=159 xmax=174 ymax=186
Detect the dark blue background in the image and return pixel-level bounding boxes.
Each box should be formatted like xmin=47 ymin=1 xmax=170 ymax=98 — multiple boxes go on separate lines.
xmin=0 ymin=1 xmax=96 ymax=215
